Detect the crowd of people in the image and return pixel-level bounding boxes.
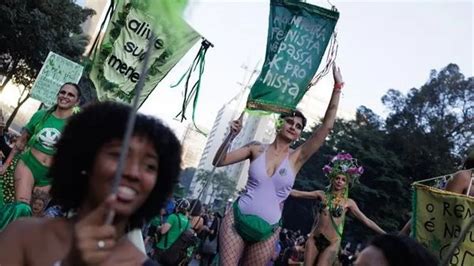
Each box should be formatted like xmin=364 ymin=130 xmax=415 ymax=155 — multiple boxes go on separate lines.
xmin=0 ymin=68 xmax=470 ymax=266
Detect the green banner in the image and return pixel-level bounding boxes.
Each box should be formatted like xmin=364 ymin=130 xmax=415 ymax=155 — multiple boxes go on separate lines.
xmin=247 ymin=0 xmax=339 ymax=113
xmin=89 ymin=0 xmax=200 ymax=105
xmin=413 ymin=184 xmax=474 ymax=265
xmin=30 ymin=51 xmax=84 ymax=106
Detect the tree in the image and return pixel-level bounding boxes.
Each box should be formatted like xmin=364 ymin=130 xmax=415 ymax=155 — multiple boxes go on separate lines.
xmin=0 ymin=0 xmax=94 ymax=127
xmin=283 ymin=64 xmax=472 ymax=244
xmin=286 ymin=116 xmax=410 ymax=243
xmin=195 ymin=169 xmax=237 ymax=204
xmin=382 ymin=64 xmax=473 ymax=180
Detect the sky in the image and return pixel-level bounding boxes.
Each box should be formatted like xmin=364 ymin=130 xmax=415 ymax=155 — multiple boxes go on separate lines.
xmin=137 ymin=0 xmax=472 ymax=132
xmin=2 ymin=0 xmax=471 ymax=134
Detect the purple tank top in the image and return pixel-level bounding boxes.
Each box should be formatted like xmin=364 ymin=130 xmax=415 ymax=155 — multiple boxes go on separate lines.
xmin=238 ymin=145 xmax=296 ymax=224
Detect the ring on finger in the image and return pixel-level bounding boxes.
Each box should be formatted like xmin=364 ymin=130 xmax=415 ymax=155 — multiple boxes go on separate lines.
xmin=97 ymin=240 xmax=105 ymax=249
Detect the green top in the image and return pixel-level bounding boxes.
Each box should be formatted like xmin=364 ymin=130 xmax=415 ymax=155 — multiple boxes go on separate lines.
xmin=156 ymin=213 xmax=190 ymax=250
xmin=24 ymin=110 xmax=67 ymax=156
xmin=150 ymin=215 xmax=163 ymax=227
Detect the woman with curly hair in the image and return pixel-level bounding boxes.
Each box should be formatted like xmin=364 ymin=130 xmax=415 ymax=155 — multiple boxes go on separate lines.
xmin=0 ymin=101 xmax=181 ymax=265
xmin=355 ymin=234 xmax=438 ymax=266
xmin=0 ymin=83 xmax=80 ymax=219
xmin=290 ymin=153 xmax=386 ymax=266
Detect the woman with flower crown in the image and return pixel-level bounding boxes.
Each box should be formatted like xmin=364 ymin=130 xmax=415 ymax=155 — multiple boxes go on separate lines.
xmin=290 ymin=153 xmax=386 ymax=266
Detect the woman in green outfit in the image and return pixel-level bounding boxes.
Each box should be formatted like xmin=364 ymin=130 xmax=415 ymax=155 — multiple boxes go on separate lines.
xmin=0 ymin=83 xmax=80 ymax=228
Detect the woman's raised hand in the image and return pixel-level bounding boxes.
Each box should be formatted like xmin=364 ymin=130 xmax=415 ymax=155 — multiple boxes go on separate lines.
xmin=333 ymin=64 xmax=344 ymax=85
xmin=230 ymin=119 xmax=242 ymax=137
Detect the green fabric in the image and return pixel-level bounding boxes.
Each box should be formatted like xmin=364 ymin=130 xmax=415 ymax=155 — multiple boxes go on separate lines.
xmin=89 ymin=0 xmax=200 ymax=106
xmin=0 ymin=201 xmax=32 ymax=231
xmin=172 ymin=40 xmax=212 ymax=136
xmin=150 ymin=215 xmax=163 ymax=227
xmin=247 ymin=0 xmax=339 ymax=113
xmin=20 ymin=149 xmax=50 ymax=186
xmin=24 ymin=110 xmax=66 ymax=156
xmin=156 ymin=213 xmax=190 ymax=249
xmin=232 ymin=201 xmax=280 ymax=243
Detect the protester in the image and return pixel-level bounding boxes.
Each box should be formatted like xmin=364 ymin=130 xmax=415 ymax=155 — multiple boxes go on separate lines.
xmin=290 ymin=153 xmax=386 ymax=266
xmin=400 ymin=150 xmax=474 ymax=236
xmin=200 ymin=212 xmax=222 ymax=266
xmin=0 ymin=101 xmax=181 ymax=265
xmin=155 ymin=198 xmax=193 ymax=265
xmin=0 ymin=83 xmax=81 ymax=228
xmin=190 ymin=199 xmax=206 ymax=233
xmin=445 ymin=149 xmax=474 ymax=196
xmin=145 ymin=206 xmax=167 ymax=256
xmin=0 ymin=111 xmax=12 ymax=160
xmin=354 ymin=234 xmax=438 ymax=266
xmin=30 ymin=190 xmax=49 ymax=217
xmin=213 ymin=65 xmax=344 ymax=264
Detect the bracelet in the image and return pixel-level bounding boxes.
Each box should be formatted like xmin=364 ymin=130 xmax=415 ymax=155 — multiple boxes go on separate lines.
xmin=334 ymin=82 xmax=344 ymax=90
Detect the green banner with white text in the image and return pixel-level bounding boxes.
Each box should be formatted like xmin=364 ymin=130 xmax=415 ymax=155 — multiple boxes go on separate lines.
xmin=247 ymin=0 xmax=339 ymax=113
xmin=89 ymin=0 xmax=200 ymax=105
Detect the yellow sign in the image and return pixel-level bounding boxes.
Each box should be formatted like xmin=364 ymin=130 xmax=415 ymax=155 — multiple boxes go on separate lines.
xmin=413 ymin=184 xmax=474 ymax=265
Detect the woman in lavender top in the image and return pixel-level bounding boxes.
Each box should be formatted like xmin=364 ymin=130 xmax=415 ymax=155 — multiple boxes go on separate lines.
xmin=213 ymin=65 xmax=344 ymax=265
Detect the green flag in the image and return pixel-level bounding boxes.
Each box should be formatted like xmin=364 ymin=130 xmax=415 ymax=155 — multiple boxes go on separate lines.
xmin=89 ymin=0 xmax=200 ymax=105
xmin=247 ymin=0 xmax=339 ymax=113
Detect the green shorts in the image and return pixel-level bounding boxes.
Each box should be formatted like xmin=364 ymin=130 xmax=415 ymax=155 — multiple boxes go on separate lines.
xmin=20 ymin=150 xmax=51 ymax=187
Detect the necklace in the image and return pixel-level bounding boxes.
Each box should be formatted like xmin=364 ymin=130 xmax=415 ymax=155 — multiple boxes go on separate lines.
xmin=326 ymin=191 xmax=344 ymax=218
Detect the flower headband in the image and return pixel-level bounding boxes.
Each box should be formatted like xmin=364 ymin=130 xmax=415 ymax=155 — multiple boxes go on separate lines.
xmin=322 ymin=153 xmax=364 ymax=185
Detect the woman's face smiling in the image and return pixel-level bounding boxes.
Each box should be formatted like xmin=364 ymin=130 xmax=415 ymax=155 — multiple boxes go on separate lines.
xmin=87 ymin=135 xmax=158 ymax=217
xmin=57 ymin=84 xmax=80 ymax=110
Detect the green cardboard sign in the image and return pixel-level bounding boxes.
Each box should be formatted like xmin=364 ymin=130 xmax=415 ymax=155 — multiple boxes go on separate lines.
xmin=30 ymin=52 xmax=84 ymax=106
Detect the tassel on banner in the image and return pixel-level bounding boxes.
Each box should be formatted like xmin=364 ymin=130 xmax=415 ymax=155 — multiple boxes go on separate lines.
xmin=308 ymin=30 xmax=339 ymax=88
xmin=173 ymin=38 xmax=213 ymax=135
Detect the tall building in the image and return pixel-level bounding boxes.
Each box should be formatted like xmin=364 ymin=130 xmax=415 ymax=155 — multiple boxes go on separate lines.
xmin=188 ymin=88 xmax=246 ymax=202
xmin=80 ymin=0 xmax=109 ymax=54
xmin=188 ymin=86 xmax=278 ymax=203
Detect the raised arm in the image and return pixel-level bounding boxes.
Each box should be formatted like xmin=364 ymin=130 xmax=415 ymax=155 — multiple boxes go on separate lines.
xmin=294 ymin=65 xmax=343 ymax=170
xmin=290 ymin=189 xmax=323 ymax=200
xmin=348 ymin=199 xmax=386 ymax=234
xmin=213 ymin=118 xmax=261 ymax=167
xmin=445 ymin=170 xmax=470 ymax=195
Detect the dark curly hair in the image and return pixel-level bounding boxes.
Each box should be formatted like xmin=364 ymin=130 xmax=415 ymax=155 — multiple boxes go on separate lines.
xmin=49 ymin=101 xmax=182 ymax=228
xmin=369 ymin=234 xmax=438 ymax=266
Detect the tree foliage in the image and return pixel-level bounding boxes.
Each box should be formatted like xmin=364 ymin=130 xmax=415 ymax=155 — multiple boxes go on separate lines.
xmin=0 ymin=0 xmax=94 ymax=90
xmin=283 ymin=64 xmax=473 ymax=244
xmin=195 ymin=169 xmax=237 ymax=204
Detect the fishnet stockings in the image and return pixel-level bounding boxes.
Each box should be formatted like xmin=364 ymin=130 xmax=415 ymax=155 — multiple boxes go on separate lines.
xmin=218 ymin=209 xmax=281 ymax=265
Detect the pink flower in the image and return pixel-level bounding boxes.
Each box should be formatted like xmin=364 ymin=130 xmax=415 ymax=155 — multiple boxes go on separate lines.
xmin=323 ymin=165 xmax=332 ymax=174
xmin=342 ymin=153 xmax=353 ymax=160
xmin=347 ymin=167 xmax=359 ymax=175
xmin=358 ymin=166 xmax=364 ymax=175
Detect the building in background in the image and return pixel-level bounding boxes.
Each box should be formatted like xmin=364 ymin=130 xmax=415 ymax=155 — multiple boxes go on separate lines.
xmin=80 ymin=0 xmax=109 ymax=54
